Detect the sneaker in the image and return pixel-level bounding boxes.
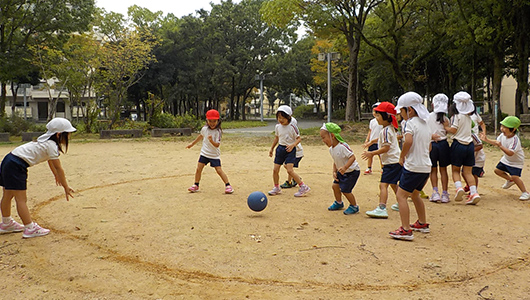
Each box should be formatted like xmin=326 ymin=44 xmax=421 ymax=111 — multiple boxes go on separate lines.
xmin=328 ymin=201 xmax=344 ymax=211
xmin=391 ymin=203 xmax=400 ymax=211
xmin=389 ymin=226 xmax=414 ymax=241
xmin=429 ymin=191 xmax=441 ymax=202
xmin=502 ymin=180 xmax=516 ymax=189
xmin=188 ymin=184 xmax=199 ymax=193
xmin=0 ymin=219 xmax=24 ymax=234
xmin=280 ymin=181 xmax=293 ymax=189
xmin=463 ymin=185 xmax=470 ymax=193
xmin=441 ymin=191 xmax=450 ymax=203
xmin=454 ymin=188 xmax=465 ymax=202
xmin=366 ymin=206 xmax=388 ymax=218
xmin=364 ymin=168 xmax=372 ymax=175
xmin=294 ymin=184 xmax=310 ymax=197
xmin=268 ymin=186 xmax=281 ymax=196
xmin=225 ymin=185 xmax=234 ymax=194
xmin=410 ymin=220 xmax=430 ymax=233
xmin=520 ymin=192 xmax=530 ymax=201
xmin=466 ymin=193 xmax=481 ymax=205
xmin=22 ymin=223 xmax=50 ymax=238
xmin=419 ymin=190 xmax=429 ymax=199
xmin=343 ymin=205 xmax=359 ymax=215
xmin=292 ymin=179 xmax=299 ymax=188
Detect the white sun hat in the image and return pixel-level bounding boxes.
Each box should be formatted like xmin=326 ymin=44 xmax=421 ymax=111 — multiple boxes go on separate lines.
xmin=453 ymin=91 xmax=475 ymax=114
xmin=432 ymin=93 xmax=449 ymax=113
xmin=37 ymin=118 xmax=76 ymax=142
xmin=277 ymin=105 xmax=293 ymax=116
xmin=395 ymin=91 xmax=430 ymax=121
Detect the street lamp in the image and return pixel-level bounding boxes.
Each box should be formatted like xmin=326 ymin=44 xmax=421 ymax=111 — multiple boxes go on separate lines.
xmin=318 ymin=52 xmax=341 ymax=123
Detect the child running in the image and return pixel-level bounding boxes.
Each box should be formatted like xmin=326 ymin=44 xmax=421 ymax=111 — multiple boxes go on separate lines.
xmin=465 ymin=133 xmax=486 ymax=193
xmin=363 ymin=103 xmax=383 ymax=175
xmin=0 ymin=118 xmax=76 ymax=238
xmin=320 ymin=123 xmax=361 ymax=215
xmin=427 ymin=93 xmax=451 ymax=203
xmin=268 ymin=105 xmax=310 ymax=197
xmin=480 ymin=116 xmax=529 ymax=200
xmin=444 ymin=92 xmax=480 ymax=204
xmin=362 ymin=102 xmax=401 ymax=218
xmin=280 ymin=116 xmax=303 ymax=189
xmin=389 ymin=92 xmax=432 ymax=241
xmin=186 ymin=109 xmax=234 ymax=194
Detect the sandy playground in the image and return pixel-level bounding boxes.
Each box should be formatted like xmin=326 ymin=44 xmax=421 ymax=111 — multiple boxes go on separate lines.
xmin=0 ymin=133 xmax=529 ymax=299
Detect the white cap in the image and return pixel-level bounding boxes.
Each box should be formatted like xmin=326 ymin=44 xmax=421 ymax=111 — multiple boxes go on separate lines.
xmin=37 ymin=118 xmax=76 ymax=142
xmin=453 ymin=91 xmax=475 ymax=114
xmin=277 ymin=105 xmax=292 ymax=116
xmin=432 ymin=93 xmax=448 ymax=113
xmin=372 ymin=102 xmax=381 ymax=108
xmin=395 ymin=92 xmax=429 ymax=121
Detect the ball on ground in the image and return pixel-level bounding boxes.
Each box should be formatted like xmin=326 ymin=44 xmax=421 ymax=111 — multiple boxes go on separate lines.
xmin=247 ymin=191 xmax=268 ymax=212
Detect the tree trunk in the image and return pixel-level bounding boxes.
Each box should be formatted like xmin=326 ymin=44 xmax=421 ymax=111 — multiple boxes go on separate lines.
xmin=0 ymin=82 xmax=7 ymax=118
xmin=492 ymin=51 xmax=504 ymax=133
xmin=345 ymin=35 xmax=361 ymax=122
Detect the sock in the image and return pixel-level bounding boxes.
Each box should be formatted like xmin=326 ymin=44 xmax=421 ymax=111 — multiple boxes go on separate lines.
xmin=470 ymin=186 xmax=477 ymax=194
xmin=194 ymin=182 xmax=199 ymax=186
xmin=2 ymin=216 xmax=12 ymax=224
xmin=433 ymin=187 xmax=439 ymax=193
xmin=25 ymin=222 xmax=35 ymax=230
xmin=275 ymin=184 xmax=279 ymax=188
xmin=379 ymin=204 xmax=386 ymax=209
xmin=225 ymin=183 xmax=230 ymax=186
xmin=443 ymin=190 xmax=448 ymax=194
xmin=455 ymin=181 xmax=462 ymax=189
xmin=336 ymin=200 xmax=343 ymax=204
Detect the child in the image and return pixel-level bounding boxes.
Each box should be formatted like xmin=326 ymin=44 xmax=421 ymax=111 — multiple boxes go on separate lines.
xmin=363 ymin=103 xmax=383 ymax=174
xmin=362 ymin=102 xmax=401 ymax=219
xmin=268 ymin=105 xmax=310 ymax=197
xmin=465 ymin=133 xmax=486 ymax=192
xmin=480 ymin=116 xmax=529 ymax=200
xmin=280 ymin=116 xmax=303 ymax=189
xmin=389 ymin=92 xmax=432 ymax=241
xmin=0 ymin=118 xmax=76 ymax=238
xmin=427 ymin=93 xmax=451 ymax=203
xmin=444 ymin=92 xmax=480 ymax=205
xmin=186 ymin=109 xmax=234 ymax=194
xmin=320 ymin=123 xmax=361 ymax=215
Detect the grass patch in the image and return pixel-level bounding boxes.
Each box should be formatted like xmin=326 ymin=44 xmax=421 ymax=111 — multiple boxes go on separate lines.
xmin=221 ymin=120 xmax=268 ymax=129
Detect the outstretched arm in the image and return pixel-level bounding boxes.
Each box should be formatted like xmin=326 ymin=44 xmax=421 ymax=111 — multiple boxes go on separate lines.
xmin=186 ymin=134 xmax=203 ymax=148
xmin=48 ymin=160 xmax=74 ymax=201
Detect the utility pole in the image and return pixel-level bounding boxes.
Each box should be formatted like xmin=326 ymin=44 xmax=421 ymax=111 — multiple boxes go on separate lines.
xmin=318 ymin=52 xmax=340 ymax=123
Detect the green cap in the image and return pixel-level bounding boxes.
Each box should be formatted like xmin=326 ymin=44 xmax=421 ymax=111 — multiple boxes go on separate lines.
xmin=322 ymin=122 xmax=345 ymax=143
xmin=500 ymin=116 xmax=521 ymax=129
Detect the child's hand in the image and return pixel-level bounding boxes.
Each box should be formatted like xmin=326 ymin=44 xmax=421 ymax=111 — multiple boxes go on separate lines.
xmin=332 ymin=171 xmax=338 ymax=180
xmin=479 ymin=132 xmax=486 ymax=141
xmin=338 ymin=166 xmax=346 ymax=175
xmin=362 ymin=141 xmax=370 ymax=149
xmin=432 ymin=133 xmax=441 ymax=142
xmin=186 ymin=143 xmax=193 ymax=149
xmin=64 ymin=186 xmax=74 ymax=201
xmin=361 ymin=151 xmax=372 ymax=160
xmin=207 ymin=135 xmax=214 ymax=143
xmin=269 ymin=149 xmax=273 ymax=157
xmin=399 ymin=156 xmax=405 ymax=166
xmin=286 ymin=144 xmax=294 ymax=152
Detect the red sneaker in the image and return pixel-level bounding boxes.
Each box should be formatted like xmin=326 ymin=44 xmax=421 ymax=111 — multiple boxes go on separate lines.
xmin=389 ymin=226 xmax=414 ymax=241
xmin=410 ymin=220 xmax=430 ymax=233
xmin=463 ymin=185 xmax=470 ymax=193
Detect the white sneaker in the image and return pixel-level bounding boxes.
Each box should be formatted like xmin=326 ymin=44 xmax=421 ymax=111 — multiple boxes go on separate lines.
xmin=0 ymin=219 xmax=24 ymax=233
xmin=268 ymin=186 xmax=281 ymax=196
xmin=22 ymin=223 xmax=50 ymax=238
xmin=502 ymin=180 xmax=516 ymax=189
xmin=294 ymin=184 xmax=310 ymax=197
xmin=430 ymin=191 xmax=441 ymax=202
xmin=520 ymin=192 xmax=530 ymax=201
xmin=366 ymin=206 xmax=388 ymax=218
xmin=391 ymin=203 xmax=400 ymax=211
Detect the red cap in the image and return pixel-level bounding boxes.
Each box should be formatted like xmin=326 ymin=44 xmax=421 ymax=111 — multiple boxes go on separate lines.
xmin=206 ymin=109 xmax=220 ymax=120
xmin=374 ymin=102 xmax=398 ymax=129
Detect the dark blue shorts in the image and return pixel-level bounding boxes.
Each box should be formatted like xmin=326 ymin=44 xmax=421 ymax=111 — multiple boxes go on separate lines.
xmin=472 ymin=167 xmax=484 ymax=177
xmin=398 ymin=168 xmax=429 ymax=193
xmin=451 ymin=140 xmax=475 ymax=167
xmin=0 ymin=153 xmax=29 ymax=190
xmin=368 ymin=144 xmax=378 ymax=152
xmin=286 ymin=156 xmax=302 ymax=168
xmin=430 ymin=140 xmax=451 ymax=168
xmin=274 ymin=145 xmax=297 ymax=165
xmin=381 ymin=163 xmax=402 ymax=185
xmin=333 ymin=170 xmax=360 ymax=193
xmin=198 ymin=155 xmax=221 ymax=167
xmin=496 ymin=162 xmax=522 ymax=177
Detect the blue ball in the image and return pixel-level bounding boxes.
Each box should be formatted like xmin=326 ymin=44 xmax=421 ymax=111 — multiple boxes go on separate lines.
xmin=247 ymin=191 xmax=268 ymax=212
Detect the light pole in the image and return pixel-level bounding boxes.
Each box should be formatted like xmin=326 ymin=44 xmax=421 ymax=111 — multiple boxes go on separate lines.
xmin=318 ymin=52 xmax=340 ymax=123
xmin=20 ymin=83 xmax=32 ymax=119
xmin=255 ymin=74 xmax=266 ymax=122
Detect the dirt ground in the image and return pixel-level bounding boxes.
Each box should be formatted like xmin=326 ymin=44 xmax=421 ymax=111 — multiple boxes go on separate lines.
xmin=0 ymin=134 xmax=529 ymax=299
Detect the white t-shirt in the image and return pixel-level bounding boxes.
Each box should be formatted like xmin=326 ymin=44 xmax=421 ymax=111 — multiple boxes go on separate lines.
xmin=497 ymin=134 xmax=525 ymax=169
xmin=11 ymin=140 xmax=60 ymax=166
xmin=470 ymin=113 xmax=483 ymax=135
xmin=402 ymin=116 xmax=432 ymax=173
xmin=369 ymin=118 xmax=383 ymax=142
xmin=378 ymin=125 xmax=400 ymax=165
xmin=471 ymin=133 xmax=485 ymax=168
xmin=291 ymin=118 xmax=303 ymax=158
xmin=329 ymin=142 xmax=360 ymax=173
xmin=450 ymin=114 xmax=473 ymax=145
xmin=427 ymin=112 xmax=448 ymax=141
xmin=275 ymin=122 xmax=300 ymax=147
xmin=200 ymin=126 xmax=222 ymax=159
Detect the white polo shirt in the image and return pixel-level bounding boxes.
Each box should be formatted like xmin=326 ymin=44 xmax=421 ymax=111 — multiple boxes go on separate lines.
xmin=200 ymin=126 xmax=222 ymax=159
xmin=369 ymin=118 xmax=383 ymax=142
xmin=450 ymin=114 xmax=473 ymax=145
xmin=402 ymin=116 xmax=432 ymax=173
xmin=12 ymin=140 xmax=60 ymax=166
xmin=427 ymin=112 xmax=448 ymax=141
xmin=498 ymin=134 xmax=525 ymax=169
xmin=329 ymin=142 xmax=360 ymax=173
xmin=275 ymin=122 xmax=300 ymax=146
xmin=378 ymin=125 xmax=400 ymax=165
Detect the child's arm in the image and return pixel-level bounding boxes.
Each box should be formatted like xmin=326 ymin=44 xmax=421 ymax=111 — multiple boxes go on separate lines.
xmin=363 ymin=129 xmax=372 ymax=148
xmin=338 ymin=155 xmax=356 ymax=175
xmin=399 ymin=133 xmax=413 ymax=165
xmin=269 ymin=136 xmax=279 ymax=157
xmin=481 ymin=134 xmax=515 ymax=156
xmin=286 ymin=136 xmax=301 ymax=152
xmin=332 ymin=163 xmax=338 ymax=179
xmin=474 ymin=144 xmax=483 ymax=152
xmin=208 ymin=135 xmax=220 ymax=148
xmin=186 ymin=134 xmax=203 ymax=148
xmin=361 ymin=144 xmax=389 ymax=160
xmin=444 ymin=117 xmax=456 ymax=134
xmin=48 ymin=160 xmax=74 ymax=201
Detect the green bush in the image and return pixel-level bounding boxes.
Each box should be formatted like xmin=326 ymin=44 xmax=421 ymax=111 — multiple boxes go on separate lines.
xmin=293 ymin=105 xmax=315 ymax=119
xmin=332 ymin=108 xmax=346 ymax=120
xmin=149 ymin=112 xmax=202 ymax=131
xmin=0 ymin=114 xmax=44 ymax=135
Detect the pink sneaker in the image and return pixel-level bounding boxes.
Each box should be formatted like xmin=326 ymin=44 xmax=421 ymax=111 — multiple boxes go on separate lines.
xmin=454 ymin=188 xmax=465 ymax=202
xmin=294 ymin=184 xmax=310 ymax=197
xmin=22 ymin=223 xmax=50 ymax=238
xmin=0 ymin=219 xmax=24 ymax=233
xmin=364 ymin=169 xmax=372 ymax=175
xmin=268 ymin=186 xmax=281 ymax=196
xmin=466 ymin=193 xmax=481 ymax=205
xmin=441 ymin=191 xmax=450 ymax=203
xmin=188 ymin=184 xmax=199 ymax=193
xmin=225 ymin=185 xmax=234 ymax=194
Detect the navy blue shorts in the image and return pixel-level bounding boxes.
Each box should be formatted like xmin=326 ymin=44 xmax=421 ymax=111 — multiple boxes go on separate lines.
xmin=286 ymin=156 xmax=302 ymax=168
xmin=333 ymin=170 xmax=360 ymax=193
xmin=398 ymin=168 xmax=429 ymax=193
xmin=274 ymin=145 xmax=297 ymax=165
xmin=430 ymin=140 xmax=451 ymax=168
xmin=450 ymin=140 xmax=475 ymax=167
xmin=198 ymin=155 xmax=221 ymax=167
xmin=496 ymin=162 xmax=522 ymax=177
xmin=368 ymin=144 xmax=378 ymax=152
xmin=0 ymin=153 xmax=29 ymax=190
xmin=472 ymin=166 xmax=484 ymax=177
xmin=381 ymin=163 xmax=402 ymax=185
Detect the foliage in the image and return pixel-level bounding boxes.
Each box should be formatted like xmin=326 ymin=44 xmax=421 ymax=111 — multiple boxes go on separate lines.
xmin=293 ymin=105 xmax=315 ymax=119
xmin=149 ymin=112 xmax=202 ymax=131
xmin=0 ymin=114 xmax=46 ymax=135
xmin=221 ymin=121 xmax=268 ymax=129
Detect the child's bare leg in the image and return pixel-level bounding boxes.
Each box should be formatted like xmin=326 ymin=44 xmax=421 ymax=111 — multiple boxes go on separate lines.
xmin=396 ymin=188 xmax=411 ymax=230
xmin=411 ymin=190 xmax=427 ymax=224
xmin=451 ymin=165 xmax=462 ymax=183
xmin=343 ymin=192 xmax=357 ymax=206
xmin=1 ymin=190 xmax=14 ymax=218
xmin=430 ymin=167 xmax=439 ymax=189
xmin=214 ymin=166 xmax=229 ymax=184
xmin=13 ymin=191 xmax=32 ymax=225
xmin=285 ymin=164 xmax=301 ymax=184
xmin=272 ymin=164 xmax=281 ymax=185
xmin=461 ymin=166 xmax=475 ymax=187
xmin=511 ymin=175 xmax=528 ymax=193
xmin=194 ymin=162 xmax=206 ymax=183
xmin=390 ymin=183 xmax=398 ymax=195
xmin=332 ymin=183 xmax=342 ymax=202
xmin=474 ymin=175 xmax=479 ymax=188
xmin=379 ymin=182 xmax=389 ymax=205
xmin=367 ymin=157 xmax=373 ymax=169
xmin=282 ymin=165 xmax=294 ymax=183
xmin=494 ymin=168 xmax=512 ymax=181
xmin=440 ymin=166 xmax=449 ymax=191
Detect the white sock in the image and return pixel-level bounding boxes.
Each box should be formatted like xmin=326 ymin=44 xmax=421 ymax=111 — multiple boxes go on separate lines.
xmin=455 ymin=181 xmax=463 ymax=189
xmin=470 ymin=186 xmax=477 ymax=194
xmin=25 ymin=222 xmax=35 ymax=230
xmin=2 ymin=216 xmax=12 ymax=224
